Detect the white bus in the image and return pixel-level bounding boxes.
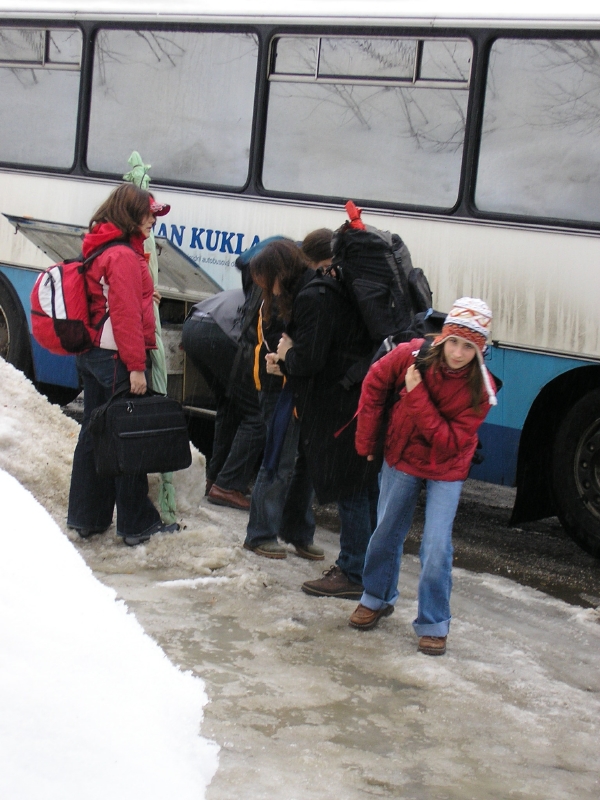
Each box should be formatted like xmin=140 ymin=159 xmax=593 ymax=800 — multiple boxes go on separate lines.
xmin=1 ymin=1 xmax=600 ymax=555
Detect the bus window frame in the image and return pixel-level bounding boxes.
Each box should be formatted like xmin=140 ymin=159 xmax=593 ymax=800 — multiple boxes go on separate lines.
xmin=1 ymin=19 xmax=600 ymax=233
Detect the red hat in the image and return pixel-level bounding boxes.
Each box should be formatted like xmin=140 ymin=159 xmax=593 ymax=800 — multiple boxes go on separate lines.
xmin=150 ymin=199 xmax=170 ymax=216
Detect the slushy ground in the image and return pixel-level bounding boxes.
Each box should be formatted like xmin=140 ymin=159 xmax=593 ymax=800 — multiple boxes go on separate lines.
xmin=1 ymin=357 xmax=599 ymax=799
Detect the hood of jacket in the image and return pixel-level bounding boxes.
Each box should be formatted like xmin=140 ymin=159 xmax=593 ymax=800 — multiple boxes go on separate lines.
xmin=82 ymin=222 xmax=145 ymax=259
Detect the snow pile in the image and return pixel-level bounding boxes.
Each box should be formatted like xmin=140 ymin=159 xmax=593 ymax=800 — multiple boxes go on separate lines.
xmin=0 ymin=467 xmax=219 ymax=799
xmin=0 ymin=359 xmax=262 ymax=582
xmin=0 ymin=360 xmax=80 ymax=520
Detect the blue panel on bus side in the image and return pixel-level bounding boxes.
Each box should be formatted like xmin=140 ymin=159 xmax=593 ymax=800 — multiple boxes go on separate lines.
xmin=0 ymin=264 xmax=37 ymax=314
xmin=469 ymin=421 xmax=520 ymax=486
xmin=468 ymin=344 xmax=598 ymax=487
xmin=0 ymin=264 xmax=79 ymax=389
xmin=31 ymin=338 xmax=79 ymax=387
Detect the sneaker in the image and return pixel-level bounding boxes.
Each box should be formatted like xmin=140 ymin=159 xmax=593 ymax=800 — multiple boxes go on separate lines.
xmin=243 ymin=541 xmax=287 ymax=559
xmin=293 ymin=543 xmax=325 ymax=561
xmin=207 ymin=484 xmax=250 ymax=511
xmin=301 ymin=565 xmax=363 ymax=599
xmin=418 ymin=636 xmax=447 ymax=656
xmin=349 ymin=603 xmax=394 ymax=631
xmin=120 ymin=522 xmax=180 ymax=547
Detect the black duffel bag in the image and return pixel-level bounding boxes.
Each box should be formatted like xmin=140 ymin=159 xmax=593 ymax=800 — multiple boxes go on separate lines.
xmin=89 ymin=388 xmax=192 ymax=477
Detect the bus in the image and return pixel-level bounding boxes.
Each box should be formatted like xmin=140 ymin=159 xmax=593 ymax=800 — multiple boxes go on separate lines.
xmin=1 ymin=0 xmax=600 ymax=556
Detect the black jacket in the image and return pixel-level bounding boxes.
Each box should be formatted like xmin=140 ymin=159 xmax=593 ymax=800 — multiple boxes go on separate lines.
xmin=282 ymin=269 xmax=378 ymax=502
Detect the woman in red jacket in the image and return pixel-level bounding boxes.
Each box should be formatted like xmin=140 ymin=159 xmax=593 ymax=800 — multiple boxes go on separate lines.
xmin=350 ymin=298 xmax=497 ymax=655
xmin=67 ymin=183 xmax=179 ymax=546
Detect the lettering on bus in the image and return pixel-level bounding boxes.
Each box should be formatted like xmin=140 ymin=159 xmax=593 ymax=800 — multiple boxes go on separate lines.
xmin=155 ymin=223 xmax=260 ymax=259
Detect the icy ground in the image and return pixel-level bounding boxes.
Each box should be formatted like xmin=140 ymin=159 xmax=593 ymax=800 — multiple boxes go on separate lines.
xmin=0 ymin=357 xmax=599 ymax=799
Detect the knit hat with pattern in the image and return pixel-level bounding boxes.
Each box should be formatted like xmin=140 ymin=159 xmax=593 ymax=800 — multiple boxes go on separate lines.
xmin=433 ymin=297 xmax=497 ymax=405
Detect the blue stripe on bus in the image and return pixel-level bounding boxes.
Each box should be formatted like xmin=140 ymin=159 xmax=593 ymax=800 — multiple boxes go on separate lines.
xmin=484 ymin=345 xmax=593 ymax=430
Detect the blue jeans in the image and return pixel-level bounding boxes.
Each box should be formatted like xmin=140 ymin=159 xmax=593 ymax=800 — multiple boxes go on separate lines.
xmin=360 ymin=462 xmax=463 ymax=637
xmin=67 ymin=348 xmax=161 ymax=537
xmin=245 ymin=391 xmax=315 ymax=548
xmin=336 ymin=483 xmax=379 ymax=585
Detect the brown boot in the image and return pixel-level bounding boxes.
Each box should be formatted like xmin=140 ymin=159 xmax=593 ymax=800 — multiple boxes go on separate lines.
xmin=349 ymin=603 xmax=394 ymax=631
xmin=418 ymin=636 xmax=447 ymax=656
xmin=301 ymin=565 xmax=363 ymax=599
xmin=207 ymin=484 xmax=250 ymax=511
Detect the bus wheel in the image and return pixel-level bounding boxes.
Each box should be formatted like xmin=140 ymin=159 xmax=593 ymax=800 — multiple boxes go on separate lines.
xmin=0 ymin=275 xmax=32 ymax=376
xmin=552 ymin=389 xmax=600 ymax=558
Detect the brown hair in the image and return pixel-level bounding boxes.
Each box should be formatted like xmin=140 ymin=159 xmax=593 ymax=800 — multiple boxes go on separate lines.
xmin=89 ymin=183 xmax=152 ymax=238
xmin=250 ymin=239 xmax=309 ymax=323
xmin=420 ymin=339 xmax=484 ymax=412
xmin=301 ymin=228 xmax=333 ymax=265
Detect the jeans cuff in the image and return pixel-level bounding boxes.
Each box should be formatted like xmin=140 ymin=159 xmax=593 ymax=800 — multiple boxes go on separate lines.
xmin=359 ymin=592 xmax=387 ymax=611
xmin=412 ymin=618 xmax=451 ymax=637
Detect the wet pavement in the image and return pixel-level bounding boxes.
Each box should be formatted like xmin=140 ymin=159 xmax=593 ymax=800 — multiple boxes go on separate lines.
xmin=315 ymin=480 xmax=600 ymax=610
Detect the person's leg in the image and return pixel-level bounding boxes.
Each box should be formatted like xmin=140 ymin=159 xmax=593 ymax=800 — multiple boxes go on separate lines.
xmin=185 ymin=316 xmax=266 ymax=494
xmin=182 ymin=316 xmax=233 ymax=484
xmin=67 ymin=351 xmax=120 ymax=533
xmin=412 ymin=479 xmax=463 ymax=640
xmin=214 ymin=364 xmax=265 ymax=493
xmin=67 ymin=349 xmax=161 ymax=538
xmin=360 ymin=464 xmax=422 ymax=610
xmin=335 ymin=480 xmax=380 ymax=585
xmin=246 ymin=392 xmax=287 ymax=544
xmin=279 ymin=422 xmax=316 ymax=548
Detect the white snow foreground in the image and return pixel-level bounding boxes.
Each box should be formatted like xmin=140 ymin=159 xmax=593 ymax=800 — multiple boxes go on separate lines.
xmin=0 ymin=468 xmax=219 ymax=800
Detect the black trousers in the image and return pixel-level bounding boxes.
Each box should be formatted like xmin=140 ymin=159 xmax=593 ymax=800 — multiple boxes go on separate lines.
xmin=182 ymin=315 xmax=265 ymax=492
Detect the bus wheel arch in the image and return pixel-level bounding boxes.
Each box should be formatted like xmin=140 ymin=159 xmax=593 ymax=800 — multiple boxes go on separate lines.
xmin=552 ymin=388 xmax=600 ymax=558
xmin=0 ymin=272 xmax=33 ymax=378
xmin=511 ymin=366 xmax=600 ymax=556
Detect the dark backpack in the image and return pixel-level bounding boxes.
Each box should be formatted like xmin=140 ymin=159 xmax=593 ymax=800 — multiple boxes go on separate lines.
xmin=330 ymin=201 xmax=433 ymax=343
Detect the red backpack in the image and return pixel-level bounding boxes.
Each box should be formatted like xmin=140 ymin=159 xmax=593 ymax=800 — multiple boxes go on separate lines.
xmin=30 ymin=241 xmax=127 ymax=356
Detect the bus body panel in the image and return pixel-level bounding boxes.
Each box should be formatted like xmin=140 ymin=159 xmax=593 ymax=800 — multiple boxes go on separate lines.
xmin=2 ymin=172 xmax=600 ymax=360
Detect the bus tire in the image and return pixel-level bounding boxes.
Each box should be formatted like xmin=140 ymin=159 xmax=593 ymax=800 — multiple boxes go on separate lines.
xmin=552 ymin=388 xmax=600 ymax=558
xmin=0 ymin=274 xmax=32 ymax=377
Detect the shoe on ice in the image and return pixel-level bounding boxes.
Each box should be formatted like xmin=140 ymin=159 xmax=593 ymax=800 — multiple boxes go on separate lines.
xmin=243 ymin=541 xmax=287 ymax=559
xmin=349 ymin=603 xmax=394 ymax=631
xmin=301 ymin=565 xmax=363 ymax=599
xmin=120 ymin=521 xmax=180 ymax=547
xmin=207 ymin=484 xmax=250 ymax=510
xmin=418 ymin=636 xmax=447 ymax=656
xmin=293 ymin=543 xmax=325 ymax=561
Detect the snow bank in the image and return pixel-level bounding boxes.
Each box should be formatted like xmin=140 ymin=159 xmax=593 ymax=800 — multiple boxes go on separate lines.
xmin=0 ymin=467 xmax=218 ymax=799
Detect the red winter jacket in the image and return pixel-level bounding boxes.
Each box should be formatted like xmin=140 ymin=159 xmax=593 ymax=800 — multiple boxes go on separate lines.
xmin=82 ymin=223 xmax=156 ymax=372
xmin=355 ymin=340 xmax=494 ymax=482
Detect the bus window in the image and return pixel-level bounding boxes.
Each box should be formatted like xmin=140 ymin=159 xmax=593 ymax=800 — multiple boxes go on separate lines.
xmin=87 ymin=29 xmax=259 ymax=187
xmin=476 ymin=39 xmax=600 ymax=224
xmin=263 ymin=35 xmax=471 ymax=208
xmin=0 ymin=27 xmax=81 ymax=168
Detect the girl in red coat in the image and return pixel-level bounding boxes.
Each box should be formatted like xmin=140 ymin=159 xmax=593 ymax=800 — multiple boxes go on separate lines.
xmin=350 ymin=298 xmax=497 ymax=655
xmin=67 ymin=183 xmax=179 ymax=547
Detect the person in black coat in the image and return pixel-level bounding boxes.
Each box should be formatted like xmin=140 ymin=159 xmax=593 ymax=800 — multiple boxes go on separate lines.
xmin=251 ymin=239 xmax=379 ymax=598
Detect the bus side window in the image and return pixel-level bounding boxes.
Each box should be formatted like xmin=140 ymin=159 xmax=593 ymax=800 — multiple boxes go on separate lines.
xmin=476 ymin=38 xmax=600 ymax=224
xmin=87 ymin=29 xmax=259 ymax=188
xmin=263 ymin=35 xmax=472 ymax=209
xmin=0 ymin=27 xmax=81 ymax=169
